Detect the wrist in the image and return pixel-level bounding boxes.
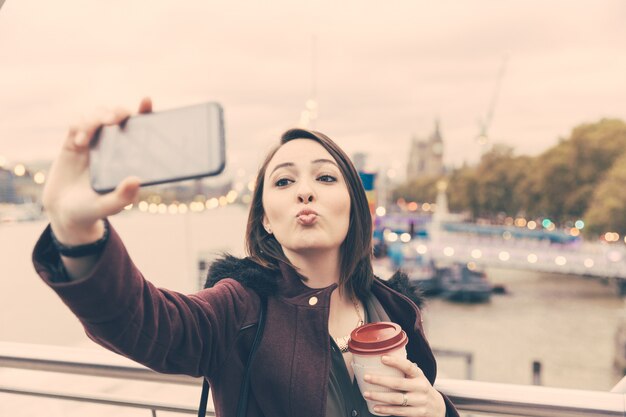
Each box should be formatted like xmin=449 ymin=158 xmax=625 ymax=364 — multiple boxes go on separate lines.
xmin=51 ymin=220 xmax=109 ymax=258
xmin=50 ymin=219 xmax=106 ymax=246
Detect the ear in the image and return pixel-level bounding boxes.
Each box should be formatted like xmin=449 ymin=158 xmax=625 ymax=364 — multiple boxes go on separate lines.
xmin=262 ymin=215 xmax=272 ymax=234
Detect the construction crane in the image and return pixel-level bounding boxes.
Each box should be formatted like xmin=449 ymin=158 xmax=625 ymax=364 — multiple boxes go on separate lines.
xmin=476 ymin=54 xmax=509 ymax=147
xmin=299 ymin=35 xmax=318 ymax=128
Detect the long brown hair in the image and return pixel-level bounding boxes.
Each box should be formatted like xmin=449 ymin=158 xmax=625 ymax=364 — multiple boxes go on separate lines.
xmin=245 ymin=128 xmax=374 ymax=299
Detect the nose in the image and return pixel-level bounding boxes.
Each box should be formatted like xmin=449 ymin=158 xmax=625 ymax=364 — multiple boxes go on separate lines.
xmin=298 ymin=192 xmax=314 ymax=204
xmin=296 ymin=178 xmax=315 ymax=204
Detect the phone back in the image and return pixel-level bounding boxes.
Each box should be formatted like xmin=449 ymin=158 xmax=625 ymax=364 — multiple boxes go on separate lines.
xmin=89 ymin=102 xmax=225 ymax=193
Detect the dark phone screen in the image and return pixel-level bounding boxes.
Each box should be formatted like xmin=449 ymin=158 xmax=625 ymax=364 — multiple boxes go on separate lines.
xmin=89 ymin=102 xmax=225 ymax=193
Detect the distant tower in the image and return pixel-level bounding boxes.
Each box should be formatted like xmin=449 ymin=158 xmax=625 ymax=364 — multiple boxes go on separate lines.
xmin=429 ymin=180 xmax=450 ymax=242
xmin=406 ymin=119 xmax=445 ymax=180
xmin=299 ymin=35 xmax=319 ymax=128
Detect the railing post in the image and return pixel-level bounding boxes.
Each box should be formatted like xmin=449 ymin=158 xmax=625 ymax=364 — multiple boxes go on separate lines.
xmin=532 ymin=360 xmax=542 ymax=385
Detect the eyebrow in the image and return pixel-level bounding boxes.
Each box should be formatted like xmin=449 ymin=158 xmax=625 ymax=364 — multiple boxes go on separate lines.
xmin=269 ymin=158 xmax=339 ymax=176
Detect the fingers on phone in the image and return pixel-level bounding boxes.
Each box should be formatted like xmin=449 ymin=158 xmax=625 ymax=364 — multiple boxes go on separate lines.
xmin=64 ymin=121 xmax=93 ymax=149
xmin=68 ymin=125 xmax=89 ymax=148
xmin=78 ymin=116 xmax=106 ymax=147
xmin=107 ymin=107 xmax=132 ymax=127
xmin=65 ymin=99 xmax=148 ymax=153
xmin=138 ymin=97 xmax=153 ymax=114
xmin=66 ymin=108 xmax=131 ymax=150
xmin=97 ymin=176 xmax=141 ymax=214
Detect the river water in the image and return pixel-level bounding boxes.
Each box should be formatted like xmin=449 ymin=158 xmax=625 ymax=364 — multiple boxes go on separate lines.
xmin=0 ymin=207 xmax=623 ymax=392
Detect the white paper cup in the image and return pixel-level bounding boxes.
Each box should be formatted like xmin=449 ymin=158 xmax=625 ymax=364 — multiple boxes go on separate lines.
xmin=351 ymin=346 xmax=407 ymax=416
xmin=348 ymin=322 xmax=409 ymax=416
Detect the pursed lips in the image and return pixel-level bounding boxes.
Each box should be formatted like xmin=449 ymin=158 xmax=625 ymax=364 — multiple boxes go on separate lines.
xmin=296 ymin=208 xmax=318 ymax=226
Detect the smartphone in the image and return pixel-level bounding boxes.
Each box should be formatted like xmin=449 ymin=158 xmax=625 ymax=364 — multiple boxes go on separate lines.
xmin=89 ymin=102 xmax=226 ymax=194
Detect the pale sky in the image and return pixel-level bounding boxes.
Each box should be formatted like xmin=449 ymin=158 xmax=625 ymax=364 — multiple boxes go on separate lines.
xmin=1 ymin=0 xmax=625 ymax=179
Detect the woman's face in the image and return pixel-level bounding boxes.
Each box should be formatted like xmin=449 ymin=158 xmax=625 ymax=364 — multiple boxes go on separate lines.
xmin=262 ymin=139 xmax=351 ymax=258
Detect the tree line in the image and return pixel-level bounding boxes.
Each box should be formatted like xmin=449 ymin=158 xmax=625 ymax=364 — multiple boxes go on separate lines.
xmin=392 ymin=118 xmax=626 ymax=237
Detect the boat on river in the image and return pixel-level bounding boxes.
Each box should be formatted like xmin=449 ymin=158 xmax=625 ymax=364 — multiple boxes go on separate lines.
xmin=386 ymin=242 xmax=492 ymax=302
xmin=438 ymin=263 xmax=492 ymax=303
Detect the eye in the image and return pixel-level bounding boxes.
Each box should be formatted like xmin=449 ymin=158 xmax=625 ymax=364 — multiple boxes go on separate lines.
xmin=317 ymin=174 xmax=337 ymax=183
xmin=275 ymin=177 xmax=293 ymax=187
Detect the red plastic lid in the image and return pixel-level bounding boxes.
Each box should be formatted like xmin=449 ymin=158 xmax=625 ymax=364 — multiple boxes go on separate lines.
xmin=348 ymin=322 xmax=408 ymax=355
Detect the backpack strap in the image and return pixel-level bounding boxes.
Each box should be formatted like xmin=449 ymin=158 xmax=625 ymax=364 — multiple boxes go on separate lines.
xmin=197 ymin=378 xmax=210 ymax=417
xmin=236 ymin=296 xmax=267 ymax=417
xmin=197 ymin=296 xmax=267 ymax=417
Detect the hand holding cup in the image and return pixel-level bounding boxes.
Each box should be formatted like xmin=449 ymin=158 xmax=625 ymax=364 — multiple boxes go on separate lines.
xmin=348 ymin=322 xmax=445 ymax=417
xmin=363 ymin=355 xmax=446 ymax=417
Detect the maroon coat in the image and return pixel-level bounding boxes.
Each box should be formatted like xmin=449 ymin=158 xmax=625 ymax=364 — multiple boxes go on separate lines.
xmin=33 ymin=223 xmax=459 ymax=417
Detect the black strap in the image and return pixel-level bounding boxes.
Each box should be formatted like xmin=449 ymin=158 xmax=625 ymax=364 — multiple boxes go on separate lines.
xmin=197 ymin=378 xmax=210 ymax=416
xmin=50 ymin=220 xmax=110 ymax=258
xmin=197 ymin=297 xmax=267 ymax=417
xmin=236 ymin=296 xmax=267 ymax=417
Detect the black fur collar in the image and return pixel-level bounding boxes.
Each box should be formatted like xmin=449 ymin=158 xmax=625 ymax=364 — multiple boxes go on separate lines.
xmin=204 ymin=255 xmax=424 ymax=308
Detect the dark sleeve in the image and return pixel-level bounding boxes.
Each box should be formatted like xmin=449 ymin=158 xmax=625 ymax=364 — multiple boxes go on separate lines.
xmin=32 ymin=221 xmax=256 ymax=379
xmin=441 ymin=393 xmax=459 ymax=417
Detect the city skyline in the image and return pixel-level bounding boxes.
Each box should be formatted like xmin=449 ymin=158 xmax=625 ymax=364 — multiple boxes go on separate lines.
xmin=1 ymin=1 xmax=625 ymax=180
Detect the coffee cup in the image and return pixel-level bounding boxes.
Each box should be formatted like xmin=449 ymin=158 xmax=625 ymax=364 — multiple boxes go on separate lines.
xmin=348 ymin=322 xmax=408 ymax=416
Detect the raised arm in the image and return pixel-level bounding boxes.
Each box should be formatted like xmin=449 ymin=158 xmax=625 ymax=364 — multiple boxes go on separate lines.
xmin=42 ymin=98 xmax=153 ymax=280
xmin=34 ymin=98 xmax=255 ymax=378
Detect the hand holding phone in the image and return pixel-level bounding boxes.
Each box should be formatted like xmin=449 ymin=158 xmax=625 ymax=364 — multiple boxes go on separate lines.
xmin=89 ymin=102 xmax=226 ymax=193
xmin=42 ymin=99 xmax=153 ymax=247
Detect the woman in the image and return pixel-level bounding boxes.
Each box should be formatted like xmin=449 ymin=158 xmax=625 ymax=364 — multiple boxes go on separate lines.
xmin=33 ymin=98 xmax=458 ymax=417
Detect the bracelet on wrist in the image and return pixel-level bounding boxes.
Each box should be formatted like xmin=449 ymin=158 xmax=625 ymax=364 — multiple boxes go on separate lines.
xmin=50 ymin=221 xmax=109 ymax=258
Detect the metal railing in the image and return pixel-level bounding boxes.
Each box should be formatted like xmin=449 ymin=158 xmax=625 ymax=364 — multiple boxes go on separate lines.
xmin=438 ymin=379 xmax=624 ymax=417
xmin=433 ymin=348 xmax=474 ymax=380
xmin=1 ymin=342 xmax=624 ymax=417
